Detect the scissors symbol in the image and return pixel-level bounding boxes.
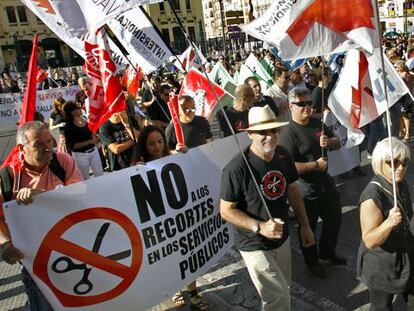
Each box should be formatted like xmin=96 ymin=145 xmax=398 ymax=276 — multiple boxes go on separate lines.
xmin=266 ymin=177 xmax=281 ymax=192
xmin=51 ymin=223 xmax=131 ymax=295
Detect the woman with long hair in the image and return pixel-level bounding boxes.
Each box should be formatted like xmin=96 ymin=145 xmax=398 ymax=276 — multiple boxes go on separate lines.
xmin=63 ymin=101 xmax=103 ymax=180
xmin=49 ymin=97 xmax=69 ymax=153
xmin=131 ymin=125 xmax=169 ymax=164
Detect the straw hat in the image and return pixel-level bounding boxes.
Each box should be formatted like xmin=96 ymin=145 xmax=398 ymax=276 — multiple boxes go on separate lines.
xmin=243 ymin=105 xmax=289 ymax=131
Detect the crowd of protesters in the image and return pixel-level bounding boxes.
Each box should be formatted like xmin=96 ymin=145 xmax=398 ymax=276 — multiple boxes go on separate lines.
xmin=1 ymin=34 xmax=414 ymax=311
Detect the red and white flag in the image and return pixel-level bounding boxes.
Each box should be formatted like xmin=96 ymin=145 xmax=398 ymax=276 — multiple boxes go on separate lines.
xmin=121 ymin=65 xmax=144 ymax=98
xmin=84 ymin=28 xmax=126 ymax=133
xmin=36 ymin=66 xmax=48 ymax=83
xmin=179 ymin=68 xmax=232 ymax=120
xmin=241 ymin=0 xmax=379 ymax=60
xmin=174 ymin=46 xmax=207 ymax=72
xmin=328 ymin=48 xmax=410 ymax=131
xmin=2 ymin=34 xmax=39 ymax=170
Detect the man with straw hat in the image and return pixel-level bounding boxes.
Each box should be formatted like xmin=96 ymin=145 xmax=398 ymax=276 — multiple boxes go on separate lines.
xmin=220 ymin=105 xmax=314 ymax=311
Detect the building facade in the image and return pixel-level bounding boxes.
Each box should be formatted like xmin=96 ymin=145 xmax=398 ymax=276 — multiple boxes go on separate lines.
xmin=378 ymin=0 xmax=414 ymax=34
xmin=0 ymin=0 xmax=83 ymax=72
xmin=142 ymin=0 xmax=205 ymax=54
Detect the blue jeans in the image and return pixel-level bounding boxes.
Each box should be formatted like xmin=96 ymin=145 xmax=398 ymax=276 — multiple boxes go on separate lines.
xmin=21 ymin=267 xmax=54 ymax=311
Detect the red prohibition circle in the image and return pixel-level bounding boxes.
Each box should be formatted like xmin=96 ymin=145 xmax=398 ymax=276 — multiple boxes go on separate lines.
xmin=33 ymin=207 xmax=143 ymax=307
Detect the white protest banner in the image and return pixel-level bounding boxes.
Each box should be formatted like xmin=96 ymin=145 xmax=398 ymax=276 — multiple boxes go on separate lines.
xmin=325 ymin=112 xmax=360 ymax=176
xmin=4 ymin=133 xmax=251 ymax=310
xmin=0 ymin=86 xmax=79 ymax=134
xmin=108 ymin=7 xmax=173 ymax=74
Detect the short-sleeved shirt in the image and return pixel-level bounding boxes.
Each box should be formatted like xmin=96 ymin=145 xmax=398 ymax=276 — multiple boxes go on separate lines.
xmin=142 ymin=89 xmax=171 ymax=123
xmin=220 ymin=146 xmax=299 ymax=251
xmin=311 ymin=86 xmax=332 ymax=113
xmin=216 ymin=107 xmax=248 ymax=138
xmin=64 ymin=122 xmax=94 ymax=152
xmin=165 ymin=116 xmax=212 ymax=149
xmin=278 ymin=118 xmax=334 ymax=186
xmin=99 ymin=121 xmax=134 ymax=171
xmin=0 ymin=153 xmax=83 ymax=217
xmin=254 ymin=95 xmax=279 ymax=117
xmin=50 ymin=112 xmax=65 ymax=134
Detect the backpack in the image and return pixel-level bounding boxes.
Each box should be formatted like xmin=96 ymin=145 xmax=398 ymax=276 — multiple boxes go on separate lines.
xmin=0 ymin=153 xmax=65 ymax=202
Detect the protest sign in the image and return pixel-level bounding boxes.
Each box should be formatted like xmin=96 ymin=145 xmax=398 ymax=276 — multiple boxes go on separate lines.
xmin=4 ymin=133 xmax=251 ymax=310
xmin=0 ymin=86 xmax=79 ymax=135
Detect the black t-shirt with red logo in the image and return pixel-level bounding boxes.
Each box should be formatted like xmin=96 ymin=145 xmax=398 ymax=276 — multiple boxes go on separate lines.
xmin=216 ymin=107 xmax=249 ymax=138
xmin=220 ymin=146 xmax=298 ymax=251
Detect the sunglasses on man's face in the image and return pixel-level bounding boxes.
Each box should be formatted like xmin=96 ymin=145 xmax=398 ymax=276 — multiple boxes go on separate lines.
xmin=385 ymin=159 xmax=409 ymax=169
xmin=292 ymin=100 xmax=313 ymax=108
xmin=250 ymin=128 xmax=280 ymax=135
xmin=182 ymin=108 xmax=196 ymax=113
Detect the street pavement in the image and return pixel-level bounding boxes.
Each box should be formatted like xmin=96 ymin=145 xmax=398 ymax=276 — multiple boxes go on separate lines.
xmin=1 ymin=148 xmax=414 ymax=310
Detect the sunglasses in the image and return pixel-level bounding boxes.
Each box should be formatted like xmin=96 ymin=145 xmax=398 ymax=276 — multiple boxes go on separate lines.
xmin=292 ymin=100 xmax=313 ymax=107
xmin=250 ymin=128 xmax=280 ymax=135
xmin=385 ymin=159 xmax=408 ymax=169
xmin=182 ymin=108 xmax=196 ymax=113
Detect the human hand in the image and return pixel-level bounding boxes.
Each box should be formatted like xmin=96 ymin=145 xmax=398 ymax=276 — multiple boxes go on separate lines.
xmin=300 ymin=225 xmax=315 ymax=247
xmin=59 ymin=122 xmax=66 ymax=128
xmin=1 ymin=242 xmax=24 ymax=265
xmin=386 ymin=206 xmax=402 ymax=229
xmin=320 ymin=134 xmax=328 ymax=148
xmin=316 ymin=157 xmax=328 ymax=172
xmin=259 ymin=218 xmax=284 ymax=240
xmin=91 ymin=135 xmax=100 ymax=144
xmin=16 ymin=188 xmax=43 ymax=205
xmin=176 ymin=144 xmax=188 ymax=153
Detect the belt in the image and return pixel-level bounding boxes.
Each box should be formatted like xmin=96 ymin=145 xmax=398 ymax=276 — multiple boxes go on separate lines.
xmin=73 ymin=147 xmax=95 ymax=153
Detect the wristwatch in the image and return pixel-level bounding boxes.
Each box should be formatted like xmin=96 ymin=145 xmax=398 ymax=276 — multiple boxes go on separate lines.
xmin=251 ymin=221 xmax=261 ymax=234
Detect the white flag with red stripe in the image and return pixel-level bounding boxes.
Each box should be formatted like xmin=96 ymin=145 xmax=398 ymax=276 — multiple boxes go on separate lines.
xmin=36 ymin=66 xmax=48 ymax=83
xmin=240 ymin=0 xmax=379 ymax=60
xmin=174 ymin=46 xmax=207 ymax=72
xmin=84 ymin=28 xmax=126 ymax=133
xmin=328 ymin=48 xmax=409 ymax=131
xmin=179 ymin=68 xmax=233 ymax=120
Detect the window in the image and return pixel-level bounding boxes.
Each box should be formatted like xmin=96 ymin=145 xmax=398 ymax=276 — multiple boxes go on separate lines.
xmin=17 ymin=6 xmax=28 ymax=23
xmin=161 ymin=29 xmax=170 ymax=43
xmin=159 ymin=2 xmax=164 ymax=11
xmin=6 ymin=6 xmax=17 ymax=24
xmin=188 ymin=26 xmax=196 ymax=42
xmin=185 ymin=0 xmax=191 ymax=10
xmin=171 ymin=0 xmax=180 ymax=10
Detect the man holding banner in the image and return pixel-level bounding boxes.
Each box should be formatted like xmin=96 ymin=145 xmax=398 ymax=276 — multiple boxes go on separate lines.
xmin=0 ymin=121 xmax=83 ymax=311
xmin=220 ymin=105 xmax=314 ymax=311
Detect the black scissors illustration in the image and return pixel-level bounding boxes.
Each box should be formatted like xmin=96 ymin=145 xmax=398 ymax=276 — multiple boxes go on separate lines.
xmin=51 ymin=223 xmax=131 ymax=295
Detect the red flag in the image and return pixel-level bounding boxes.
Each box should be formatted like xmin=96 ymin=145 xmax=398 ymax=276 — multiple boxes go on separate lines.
xmin=1 ymin=34 xmax=39 ymax=170
xmin=36 ymin=66 xmax=48 ymax=83
xmin=179 ymin=68 xmax=227 ymax=120
xmin=121 ymin=65 xmax=144 ymax=97
xmin=84 ymin=28 xmax=126 ymax=133
xmin=167 ymin=94 xmax=185 ymax=146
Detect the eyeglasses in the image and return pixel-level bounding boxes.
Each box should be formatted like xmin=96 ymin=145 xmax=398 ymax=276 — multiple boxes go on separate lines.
xmin=292 ymin=100 xmax=313 ymax=107
xmin=250 ymin=128 xmax=280 ymax=135
xmin=182 ymin=108 xmax=196 ymax=113
xmin=385 ymin=159 xmax=408 ymax=169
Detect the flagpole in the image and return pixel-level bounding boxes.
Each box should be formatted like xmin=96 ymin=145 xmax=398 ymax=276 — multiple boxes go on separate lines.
xmin=374 ymin=0 xmax=398 ymax=208
xmin=166 ymin=0 xmax=275 ymax=221
xmin=321 ymin=63 xmax=327 ymax=158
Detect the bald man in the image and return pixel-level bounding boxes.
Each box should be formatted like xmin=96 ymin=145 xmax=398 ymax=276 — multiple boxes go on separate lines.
xmin=217 ymin=85 xmax=255 ymax=138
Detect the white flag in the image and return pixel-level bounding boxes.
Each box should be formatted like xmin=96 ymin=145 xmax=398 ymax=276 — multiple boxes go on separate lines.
xmin=31 ymin=0 xmax=148 ymax=35
xmin=108 ymin=7 xmax=173 ymax=74
xmin=328 ymin=48 xmax=410 ymax=131
xmin=240 ymin=0 xmax=379 ymax=60
xmin=174 ymin=46 xmax=207 ymax=72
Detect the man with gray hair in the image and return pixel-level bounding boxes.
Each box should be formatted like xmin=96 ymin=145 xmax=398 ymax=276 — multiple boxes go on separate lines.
xmin=279 ymin=87 xmax=346 ymax=279
xmin=0 ymin=121 xmax=82 ymax=310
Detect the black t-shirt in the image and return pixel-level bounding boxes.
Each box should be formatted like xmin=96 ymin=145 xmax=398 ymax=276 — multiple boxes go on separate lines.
xmin=142 ymin=88 xmax=171 ymax=123
xmin=64 ymin=122 xmax=94 ymax=152
xmin=50 ymin=112 xmax=66 ymax=134
xmin=279 ymin=118 xmax=333 ymax=185
xmin=216 ymin=107 xmax=249 ymax=138
xmin=311 ymin=86 xmax=331 ymax=113
xmin=254 ymin=95 xmax=279 ymax=117
xmin=357 ymin=175 xmax=414 ymax=293
xmin=165 ymin=116 xmax=212 ymax=149
xmin=220 ymin=146 xmax=299 ymax=251
xmin=99 ymin=121 xmax=134 ymax=171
